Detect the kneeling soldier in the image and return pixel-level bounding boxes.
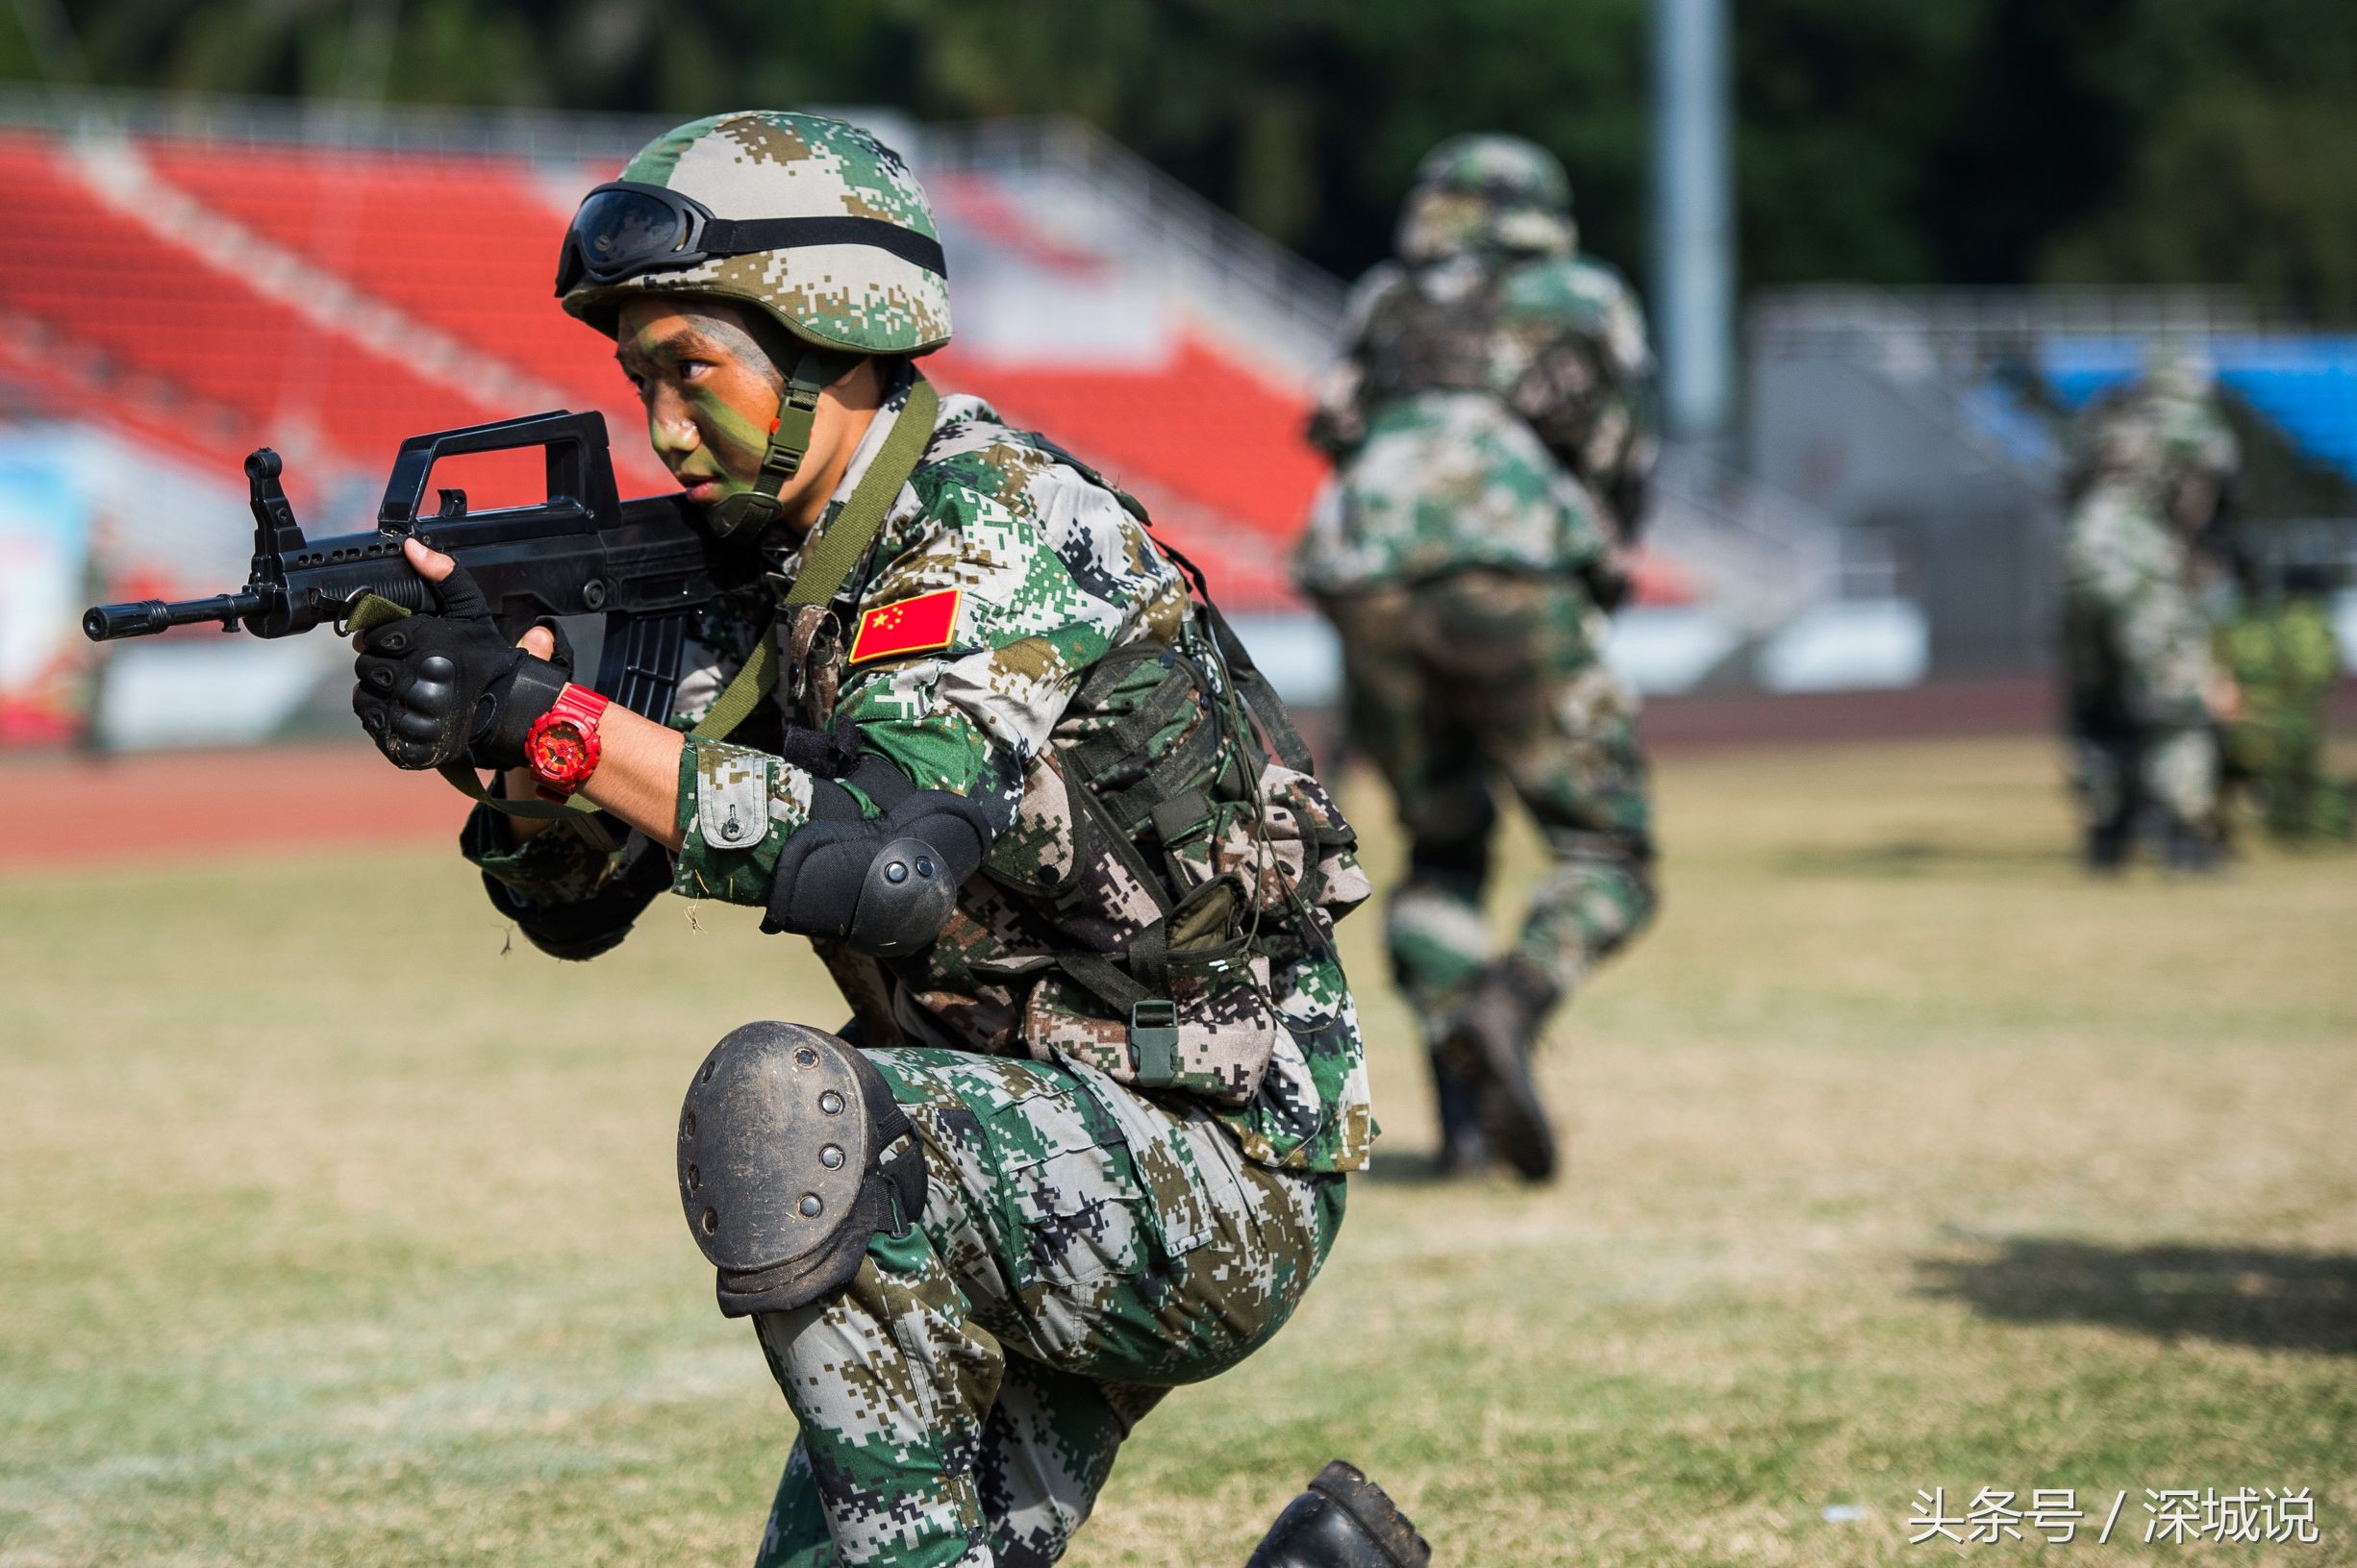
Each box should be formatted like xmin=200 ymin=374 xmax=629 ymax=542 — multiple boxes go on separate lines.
xmin=347 ymin=112 xmax=1419 ymax=1567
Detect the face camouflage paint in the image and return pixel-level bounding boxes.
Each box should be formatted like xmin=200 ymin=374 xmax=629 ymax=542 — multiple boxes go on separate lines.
xmin=615 ymin=299 xmax=789 ymax=509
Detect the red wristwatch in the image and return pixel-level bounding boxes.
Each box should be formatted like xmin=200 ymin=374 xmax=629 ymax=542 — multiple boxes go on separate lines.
xmin=523 ymin=684 xmax=611 ymax=802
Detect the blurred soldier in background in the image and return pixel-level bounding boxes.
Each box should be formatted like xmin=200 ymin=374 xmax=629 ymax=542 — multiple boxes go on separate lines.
xmin=1295 ymin=134 xmax=1659 ymax=1182
xmin=2061 ymin=348 xmax=2243 ymax=870
xmin=2215 ymin=560 xmax=2355 ymax=842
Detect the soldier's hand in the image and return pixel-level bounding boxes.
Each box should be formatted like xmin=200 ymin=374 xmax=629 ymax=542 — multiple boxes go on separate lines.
xmin=351 ymin=538 xmax=569 ymax=772
xmin=1585 ymin=545 xmax=1636 ymax=613
xmin=2207 ymin=673 xmax=2244 ymax=725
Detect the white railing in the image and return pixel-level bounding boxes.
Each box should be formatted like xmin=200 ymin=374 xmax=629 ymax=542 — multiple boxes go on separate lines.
xmin=1751 ymin=285 xmax=2267 ymax=374
xmin=0 ymin=82 xmax=657 ymax=163
xmin=917 ymin=116 xmax=1345 ymax=381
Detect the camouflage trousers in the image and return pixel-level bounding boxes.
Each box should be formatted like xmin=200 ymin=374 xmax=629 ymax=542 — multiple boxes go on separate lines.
xmin=747 ymin=1047 xmax=1346 ymax=1568
xmin=2071 ymin=720 xmax=2218 ymax=840
xmin=1318 ymin=569 xmax=1657 ymax=1046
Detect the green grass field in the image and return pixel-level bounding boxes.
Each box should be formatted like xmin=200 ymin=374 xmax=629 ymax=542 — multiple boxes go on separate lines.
xmin=4 ymin=735 xmax=2353 ymax=1566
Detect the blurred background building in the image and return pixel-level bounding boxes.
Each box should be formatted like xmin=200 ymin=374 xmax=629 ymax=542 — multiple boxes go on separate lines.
xmin=3 ymin=1 xmax=2354 ymax=748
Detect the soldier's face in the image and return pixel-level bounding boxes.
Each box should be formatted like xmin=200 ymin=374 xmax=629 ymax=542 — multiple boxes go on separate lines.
xmin=614 ymin=297 xmax=779 ymax=508
xmin=614 ymin=297 xmax=871 ymax=527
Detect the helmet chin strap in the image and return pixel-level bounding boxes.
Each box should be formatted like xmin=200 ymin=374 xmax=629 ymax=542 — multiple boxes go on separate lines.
xmin=707 ymin=346 xmax=863 ymax=540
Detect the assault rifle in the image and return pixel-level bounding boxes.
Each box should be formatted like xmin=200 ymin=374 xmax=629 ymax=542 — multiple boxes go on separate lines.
xmin=82 ymin=411 xmax=756 ymax=721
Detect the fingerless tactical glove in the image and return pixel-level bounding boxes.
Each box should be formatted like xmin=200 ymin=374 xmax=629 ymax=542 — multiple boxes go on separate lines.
xmin=351 ymin=563 xmax=570 ymax=771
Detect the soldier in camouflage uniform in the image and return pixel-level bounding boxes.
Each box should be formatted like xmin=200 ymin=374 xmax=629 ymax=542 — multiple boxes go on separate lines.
xmin=1294 ymin=134 xmax=1659 ymax=1182
xmin=2061 ymin=352 xmax=2243 ymax=870
xmin=343 ymin=113 xmax=1427 ymax=1568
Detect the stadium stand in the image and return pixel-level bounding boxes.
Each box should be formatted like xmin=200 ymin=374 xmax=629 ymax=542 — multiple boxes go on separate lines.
xmin=2 ymin=137 xmax=482 ymax=459
xmin=3 ymin=94 xmax=1752 ymax=758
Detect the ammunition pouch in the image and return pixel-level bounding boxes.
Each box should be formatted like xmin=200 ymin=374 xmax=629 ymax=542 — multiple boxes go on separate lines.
xmin=676 ymin=1022 xmax=926 ymax=1319
xmin=987 ymin=589 xmax=1369 ymax=1107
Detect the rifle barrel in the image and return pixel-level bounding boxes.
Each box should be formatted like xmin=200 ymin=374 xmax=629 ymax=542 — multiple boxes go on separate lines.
xmin=84 ymin=591 xmax=266 ymax=642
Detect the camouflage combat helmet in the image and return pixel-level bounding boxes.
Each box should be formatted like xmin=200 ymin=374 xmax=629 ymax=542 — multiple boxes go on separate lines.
xmin=555 ymin=110 xmax=952 ymax=536
xmin=1396 ymin=133 xmax=1576 ymax=263
xmin=2073 ymin=344 xmax=2240 ymax=499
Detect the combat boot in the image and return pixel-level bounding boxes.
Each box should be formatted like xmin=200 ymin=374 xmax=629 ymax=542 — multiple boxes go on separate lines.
xmin=1430 ymin=1056 xmax=1491 ymax=1177
xmin=2162 ymin=820 xmax=2222 ymax=874
xmin=1439 ymin=954 xmax=1559 ymax=1182
xmin=1246 ymin=1460 xmax=1432 ymax=1568
xmin=2083 ymin=818 xmax=2129 ymax=873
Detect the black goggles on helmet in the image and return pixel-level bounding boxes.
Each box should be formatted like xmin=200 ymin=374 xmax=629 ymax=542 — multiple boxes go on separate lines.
xmin=553 ymin=180 xmax=948 ymax=296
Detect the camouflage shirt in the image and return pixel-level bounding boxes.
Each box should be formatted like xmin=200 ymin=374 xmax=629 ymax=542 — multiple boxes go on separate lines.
xmin=2061 ymin=477 xmax=2217 ymax=731
xmin=1293 ymin=246 xmax=1655 ymax=596
xmin=472 ymin=373 xmax=1374 ymax=1173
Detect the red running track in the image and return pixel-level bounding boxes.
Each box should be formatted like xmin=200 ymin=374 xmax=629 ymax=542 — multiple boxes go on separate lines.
xmin=0 ymin=680 xmax=2064 ymax=871
xmin=0 ymin=743 xmax=472 ymax=871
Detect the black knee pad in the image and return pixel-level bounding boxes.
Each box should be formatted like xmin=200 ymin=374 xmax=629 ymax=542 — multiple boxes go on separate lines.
xmin=676 ymin=1022 xmax=927 ymax=1318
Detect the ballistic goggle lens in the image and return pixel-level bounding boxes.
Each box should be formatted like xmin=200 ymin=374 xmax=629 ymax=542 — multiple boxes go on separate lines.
xmin=558 ymin=187 xmax=694 ymax=291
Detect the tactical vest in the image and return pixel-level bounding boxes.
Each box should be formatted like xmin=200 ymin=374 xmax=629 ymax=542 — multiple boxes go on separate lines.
xmin=1358 ymin=262 xmax=1502 ymax=406
xmin=1356 ymin=260 xmax=1616 ymax=485
xmin=781 ymin=455 xmax=1367 ymax=1108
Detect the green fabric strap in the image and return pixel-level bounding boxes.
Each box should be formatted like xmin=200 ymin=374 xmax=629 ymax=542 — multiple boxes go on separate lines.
xmin=789 ymin=374 xmax=940 ymax=609
xmin=682 ymin=372 xmax=940 ymax=743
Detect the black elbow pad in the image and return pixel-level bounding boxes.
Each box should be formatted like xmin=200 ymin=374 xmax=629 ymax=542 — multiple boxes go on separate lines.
xmin=762 ymin=788 xmax=996 ymax=958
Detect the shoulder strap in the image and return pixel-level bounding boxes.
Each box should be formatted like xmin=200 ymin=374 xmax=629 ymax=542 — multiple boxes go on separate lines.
xmin=680 ymin=374 xmax=940 ymax=744
xmin=790 ymin=375 xmax=941 ymax=610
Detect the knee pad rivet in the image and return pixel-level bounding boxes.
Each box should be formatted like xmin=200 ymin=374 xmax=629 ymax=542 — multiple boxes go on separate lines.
xmin=819 ymin=1091 xmax=844 ymax=1115
xmin=798 ymin=1193 xmax=822 ymax=1216
xmin=700 ymin=1207 xmax=717 ymax=1233
xmin=820 ymin=1145 xmax=844 ymax=1169
xmin=687 ymin=1163 xmax=702 ymax=1189
xmin=793 ymin=1046 xmax=819 ymax=1068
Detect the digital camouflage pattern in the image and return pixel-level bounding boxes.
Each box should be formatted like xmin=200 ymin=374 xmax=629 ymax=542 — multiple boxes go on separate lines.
xmin=2217 ymin=595 xmax=2355 ymax=840
xmin=746 ymin=1046 xmax=1343 ymax=1568
xmin=1297 ymin=140 xmax=1657 ymax=590
xmin=2061 ymin=367 xmax=2242 ymax=845
xmin=2069 ymin=348 xmax=2239 ymax=502
xmin=1294 ymin=135 xmax=1658 ymax=1081
xmin=473 ymin=373 xmax=1374 ymax=1174
xmin=1319 ymin=572 xmax=1655 ymax=1045
xmin=562 ymin=111 xmax=951 ymax=357
xmin=468 ymin=373 xmax=1369 ymax=1565
xmin=2062 ymin=479 xmax=2222 ymax=835
xmin=1394 ymin=132 xmax=1576 ymax=263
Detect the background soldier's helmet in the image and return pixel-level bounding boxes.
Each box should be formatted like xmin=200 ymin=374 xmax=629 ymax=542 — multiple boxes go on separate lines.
xmin=1396 ymin=132 xmax=1577 ymax=263
xmin=559 ymin=110 xmax=951 ymax=357
xmin=2072 ymin=341 xmax=2241 ymax=493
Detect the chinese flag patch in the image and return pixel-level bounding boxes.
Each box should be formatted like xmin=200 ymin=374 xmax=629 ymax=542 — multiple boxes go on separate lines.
xmin=848 ymin=586 xmax=964 ymax=664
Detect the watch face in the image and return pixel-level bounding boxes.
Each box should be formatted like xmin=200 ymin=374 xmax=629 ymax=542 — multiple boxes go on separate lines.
xmin=529 ymin=720 xmax=594 ymax=785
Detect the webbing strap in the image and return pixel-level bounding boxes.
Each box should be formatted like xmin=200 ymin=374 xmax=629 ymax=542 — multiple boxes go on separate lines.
xmin=685 ymin=374 xmax=941 ymax=744
xmin=1065 ymin=655 xmax=1196 ymax=784
xmin=788 ymin=375 xmax=940 ymax=610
